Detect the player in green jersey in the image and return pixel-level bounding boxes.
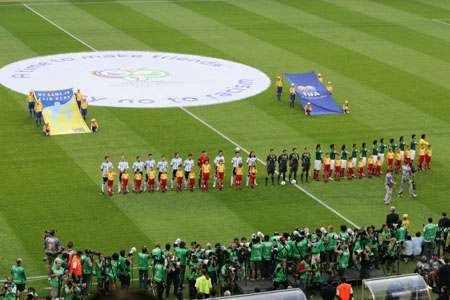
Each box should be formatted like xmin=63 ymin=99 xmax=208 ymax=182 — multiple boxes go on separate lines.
xmin=389 ymin=138 xmax=397 ymax=154
xmin=410 ymin=134 xmax=418 ymax=164
xmin=314 ymin=144 xmax=323 ymax=181
xmin=399 ymin=136 xmax=406 ymax=160
xmin=329 ymin=144 xmax=337 ymax=180
xmin=340 ymin=144 xmax=349 ymax=177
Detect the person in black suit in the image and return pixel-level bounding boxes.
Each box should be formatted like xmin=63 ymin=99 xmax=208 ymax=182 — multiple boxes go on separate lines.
xmin=386 ymin=207 xmax=399 ymax=229
xmin=437 ymin=258 xmax=450 ymax=290
xmin=321 ymin=279 xmax=336 ymax=300
xmin=439 ymin=212 xmax=450 ymax=228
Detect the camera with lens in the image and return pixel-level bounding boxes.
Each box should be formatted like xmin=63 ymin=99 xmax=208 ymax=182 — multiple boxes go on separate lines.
xmin=239 ymin=242 xmax=250 ymax=248
xmin=395 ymin=240 xmax=403 ymax=246
xmin=85 ymin=249 xmax=101 ymax=256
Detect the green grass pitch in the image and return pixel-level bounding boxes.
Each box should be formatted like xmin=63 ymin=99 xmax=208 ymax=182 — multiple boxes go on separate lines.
xmin=0 ymin=0 xmax=449 ymax=297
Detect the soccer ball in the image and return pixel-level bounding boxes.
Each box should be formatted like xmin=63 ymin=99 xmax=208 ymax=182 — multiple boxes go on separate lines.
xmin=281 ymin=181 xmax=286 ymax=185
xmin=291 ymin=180 xmax=297 ymax=184
xmin=235 ymin=147 xmax=240 ymax=152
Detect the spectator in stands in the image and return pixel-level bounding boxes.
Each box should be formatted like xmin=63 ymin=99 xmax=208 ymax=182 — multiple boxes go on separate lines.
xmin=336 ymin=278 xmax=353 ymax=300
xmin=386 ymin=207 xmax=399 ymax=229
xmin=320 ymin=279 xmax=336 ymax=300
xmin=437 ymin=257 xmax=450 ymax=290
xmin=412 ymin=232 xmax=424 ymax=258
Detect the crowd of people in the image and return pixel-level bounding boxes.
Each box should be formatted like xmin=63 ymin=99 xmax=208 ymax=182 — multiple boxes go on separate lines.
xmin=99 ymin=133 xmax=432 ymax=197
xmin=4 ymin=209 xmax=450 ymax=300
xmin=26 ymin=89 xmax=98 ymax=136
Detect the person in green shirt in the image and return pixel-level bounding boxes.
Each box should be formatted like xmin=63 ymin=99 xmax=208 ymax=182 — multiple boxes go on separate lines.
xmin=227 ymin=243 xmax=240 ymax=270
xmin=166 ymin=252 xmax=180 ymax=298
xmin=95 ymin=254 xmax=106 ymax=293
xmin=138 ymin=247 xmax=150 ymax=290
xmin=379 ymin=138 xmax=387 ymax=165
xmin=108 ymin=253 xmax=120 ymax=293
xmin=310 ymin=257 xmax=324 ymax=297
xmin=26 ymin=287 xmax=38 ymax=300
xmin=380 ymin=225 xmax=393 ymax=265
xmin=11 ymin=258 xmax=26 ymax=299
xmin=250 ymin=237 xmax=262 ymax=281
xmin=410 ymin=134 xmax=418 ymax=163
xmin=436 ymin=225 xmax=448 ymax=258
xmin=152 ymin=243 xmax=163 ymax=264
xmin=324 ymin=226 xmax=338 ymax=276
xmin=423 ymin=217 xmax=437 ymax=260
xmin=359 ymin=246 xmax=374 ymax=279
xmin=64 ymin=281 xmax=80 ymax=300
xmin=389 ymin=138 xmax=397 ymax=154
xmin=271 ymin=259 xmax=288 ymax=290
xmin=399 ymin=136 xmax=406 ymax=160
xmin=275 ymin=237 xmax=290 ymax=261
xmin=48 ymin=259 xmax=65 ymax=298
xmin=395 ymin=221 xmax=407 ymax=242
xmin=118 ymin=249 xmax=132 ymax=291
xmin=2 ymin=276 xmax=17 ymax=300
xmin=366 ymin=226 xmax=379 ymax=269
xmin=299 ymin=254 xmax=312 ymax=293
xmin=314 ymin=144 xmax=323 ymax=181
xmin=335 ymin=243 xmax=350 ymax=277
xmin=261 ymin=235 xmax=273 ymax=279
xmin=175 ymin=241 xmax=188 ymax=290
xmin=187 ymin=255 xmax=202 ymax=300
xmin=341 ymin=144 xmax=349 ymax=178
xmin=361 ymin=142 xmax=368 ymax=168
xmin=351 ymin=144 xmax=359 ymax=178
xmin=386 ymin=238 xmax=399 ymax=275
xmin=219 ymin=260 xmax=235 ymax=296
xmin=80 ymin=250 xmax=93 ymax=296
xmin=329 ymin=144 xmax=337 ymax=180
xmin=153 ymin=259 xmax=167 ymax=300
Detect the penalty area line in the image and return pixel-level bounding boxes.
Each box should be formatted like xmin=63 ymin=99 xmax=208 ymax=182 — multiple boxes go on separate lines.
xmin=179 ymin=106 xmax=360 ymax=229
xmin=22 ymin=3 xmax=359 ymax=229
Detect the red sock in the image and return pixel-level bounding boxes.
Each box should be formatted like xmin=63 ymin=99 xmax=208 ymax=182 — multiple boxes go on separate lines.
xmin=206 ymin=182 xmax=209 ymax=190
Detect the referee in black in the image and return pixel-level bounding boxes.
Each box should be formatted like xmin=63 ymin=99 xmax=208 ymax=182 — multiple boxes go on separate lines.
xmin=277 ymin=150 xmax=288 ymax=184
xmin=266 ymin=149 xmax=277 ymax=186
xmin=300 ymin=147 xmax=311 ymax=183
xmin=288 ymin=148 xmax=300 ymax=184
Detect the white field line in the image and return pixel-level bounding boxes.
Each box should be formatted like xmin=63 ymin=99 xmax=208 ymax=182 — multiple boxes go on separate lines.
xmin=432 ymin=18 xmax=450 ymax=26
xmin=0 ymin=0 xmax=224 ymax=7
xmin=24 ymin=2 xmax=361 ymax=230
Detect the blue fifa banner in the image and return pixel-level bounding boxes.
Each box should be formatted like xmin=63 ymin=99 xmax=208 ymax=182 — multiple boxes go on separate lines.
xmin=34 ymin=88 xmax=90 ymax=135
xmin=283 ymin=71 xmax=343 ymax=115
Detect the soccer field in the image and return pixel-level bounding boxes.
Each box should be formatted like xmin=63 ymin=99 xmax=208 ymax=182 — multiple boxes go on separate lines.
xmin=1 ymin=0 xmax=450 ymax=296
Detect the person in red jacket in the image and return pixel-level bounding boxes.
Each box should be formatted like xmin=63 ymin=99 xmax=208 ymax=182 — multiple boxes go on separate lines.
xmin=197 ymin=150 xmax=209 ymax=189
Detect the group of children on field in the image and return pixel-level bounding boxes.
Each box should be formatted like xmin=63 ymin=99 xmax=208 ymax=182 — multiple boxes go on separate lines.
xmin=27 ymin=89 xmax=98 ymax=135
xmin=313 ymin=134 xmax=432 ymax=183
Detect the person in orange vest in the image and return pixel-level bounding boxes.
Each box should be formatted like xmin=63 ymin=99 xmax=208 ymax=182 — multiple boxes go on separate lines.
xmin=69 ymin=251 xmax=82 ymax=283
xmin=336 ymin=277 xmax=353 ymax=300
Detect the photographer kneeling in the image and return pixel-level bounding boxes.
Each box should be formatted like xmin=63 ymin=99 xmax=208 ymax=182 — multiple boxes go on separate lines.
xmin=64 ymin=280 xmax=81 ymax=300
xmin=1 ymin=276 xmax=17 ymax=300
xmin=386 ymin=238 xmax=400 ymax=275
xmin=272 ymin=258 xmax=288 ymax=290
xmin=219 ymin=260 xmax=235 ymax=296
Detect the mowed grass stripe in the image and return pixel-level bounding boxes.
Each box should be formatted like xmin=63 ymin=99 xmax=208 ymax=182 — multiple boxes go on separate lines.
xmin=232 ymin=0 xmax=450 ymax=91
xmin=372 ymin=0 xmax=450 ymax=19
xmin=293 ymin=0 xmax=450 ymax=62
xmin=323 ymin=0 xmax=450 ymax=44
xmin=416 ymin=0 xmax=450 ymax=11
xmin=175 ymin=0 xmax=450 ymax=125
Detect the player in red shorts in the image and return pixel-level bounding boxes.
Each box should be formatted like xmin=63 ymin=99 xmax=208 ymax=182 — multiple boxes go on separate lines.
xmin=323 ymin=153 xmax=331 ymax=182
xmin=134 ymin=170 xmax=142 ymax=193
xmin=160 ymin=169 xmax=168 ymax=192
xmin=367 ymin=151 xmax=374 ymax=179
xmin=357 ymin=158 xmax=364 ymax=179
xmin=201 ymin=160 xmax=211 ymax=191
xmin=216 ymin=160 xmax=225 ymax=190
xmin=235 ymin=163 xmax=244 ymax=189
xmin=417 ymin=144 xmax=426 ymax=170
xmin=197 ymin=150 xmax=209 ymax=189
xmin=334 ymin=154 xmax=342 ymax=181
xmin=386 ymin=147 xmax=394 ymax=172
xmin=147 ymin=166 xmax=156 ymax=192
xmin=347 ymin=159 xmax=354 ymax=180
xmin=188 ymin=170 xmax=196 ymax=192
xmin=375 ymin=156 xmax=382 ymax=176
xmin=394 ymin=149 xmax=402 ymax=174
xmin=249 ymin=162 xmax=257 ymax=188
xmin=176 ymin=166 xmax=184 ymax=192
xmin=425 ymin=145 xmax=432 ymax=170
xmin=105 ymin=167 xmax=117 ymax=196
xmin=121 ymin=169 xmax=130 ymax=194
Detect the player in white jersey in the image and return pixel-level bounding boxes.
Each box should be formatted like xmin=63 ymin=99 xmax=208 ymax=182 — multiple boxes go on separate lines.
xmin=246 ymin=151 xmax=258 ymax=186
xmin=156 ymin=155 xmax=169 ymax=191
xmin=132 ymin=156 xmax=145 ymax=192
xmin=144 ymin=153 xmax=156 ymax=192
xmin=170 ymin=152 xmax=183 ymax=189
xmin=100 ymin=156 xmax=113 ymax=195
xmin=213 ymin=150 xmax=225 ymax=188
xmin=230 ymin=151 xmax=242 ymax=186
xmin=184 ymin=154 xmax=195 ymax=190
xmin=117 ymin=155 xmax=129 ymax=193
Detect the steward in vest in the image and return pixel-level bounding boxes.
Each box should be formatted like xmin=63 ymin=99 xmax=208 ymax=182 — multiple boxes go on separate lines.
xmin=48 ymin=259 xmax=65 ymax=298
xmin=153 ymin=259 xmax=167 ymax=300
xmin=1 ymin=276 xmax=17 ymax=300
xmin=195 ymin=269 xmax=212 ymax=297
xmin=11 ymin=258 xmax=26 ymax=299
xmin=64 ymin=280 xmax=81 ymax=300
xmin=271 ymin=258 xmax=288 ymax=290
xmin=69 ymin=251 xmax=82 ymax=283
xmin=219 ymin=259 xmax=235 ymax=296
xmin=299 ymin=253 xmax=312 ymax=293
xmin=137 ymin=247 xmax=150 ymax=290
xmin=336 ymin=278 xmax=353 ymax=300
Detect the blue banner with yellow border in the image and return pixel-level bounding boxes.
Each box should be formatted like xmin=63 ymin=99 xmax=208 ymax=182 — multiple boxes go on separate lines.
xmin=33 ymin=88 xmax=90 ymax=135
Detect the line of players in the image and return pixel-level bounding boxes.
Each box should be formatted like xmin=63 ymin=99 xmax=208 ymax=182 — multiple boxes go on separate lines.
xmin=312 ymin=134 xmax=432 ymax=183
xmin=100 ymin=150 xmax=263 ymax=196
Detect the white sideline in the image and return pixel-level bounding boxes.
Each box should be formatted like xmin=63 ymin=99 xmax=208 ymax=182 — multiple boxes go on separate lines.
xmin=24 ymin=3 xmax=360 ymax=229
xmin=1 ymin=0 xmax=224 ymax=7
xmin=432 ymin=19 xmax=450 ymax=26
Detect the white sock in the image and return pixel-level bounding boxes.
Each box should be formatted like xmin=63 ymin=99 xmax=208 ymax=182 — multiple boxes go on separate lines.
xmin=101 ymin=182 xmax=105 ymax=193
xmin=132 ymin=181 xmax=135 ymax=191
xmin=171 ymin=179 xmax=174 ymax=189
xmin=246 ymin=176 xmax=249 ymax=186
xmin=117 ymin=181 xmax=121 ymax=192
xmin=230 ymin=176 xmax=234 ymax=184
xmin=157 ymin=181 xmax=160 ymax=190
xmin=144 ymin=182 xmax=147 ymax=191
xmin=184 ymin=179 xmax=187 ymax=189
xmin=213 ymin=176 xmax=217 ymax=187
